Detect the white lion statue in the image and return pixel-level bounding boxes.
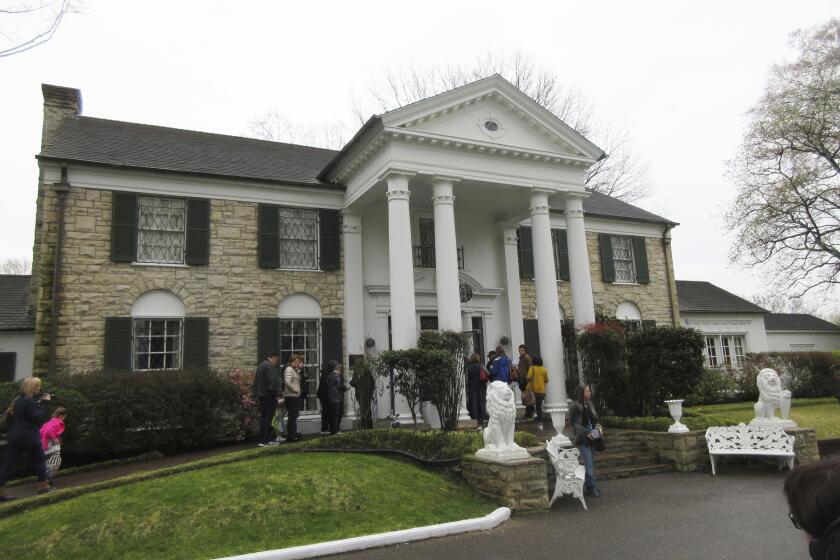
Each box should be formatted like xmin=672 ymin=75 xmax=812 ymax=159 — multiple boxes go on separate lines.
xmin=476 ymin=381 xmax=529 ymax=462
xmin=750 ymin=368 xmax=796 ymax=428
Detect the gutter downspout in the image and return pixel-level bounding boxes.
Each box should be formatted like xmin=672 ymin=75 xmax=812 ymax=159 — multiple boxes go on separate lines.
xmin=47 ymin=166 xmax=71 ymax=377
xmin=661 ymin=225 xmax=678 ymax=326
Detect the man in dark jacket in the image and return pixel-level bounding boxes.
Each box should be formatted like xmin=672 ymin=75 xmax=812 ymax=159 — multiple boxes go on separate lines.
xmin=253 ymin=351 xmax=281 ymax=446
xmin=517 ymin=345 xmax=533 ymax=418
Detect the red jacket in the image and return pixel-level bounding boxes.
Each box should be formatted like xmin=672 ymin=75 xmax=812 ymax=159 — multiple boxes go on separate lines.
xmin=40 ymin=417 xmax=65 ymax=450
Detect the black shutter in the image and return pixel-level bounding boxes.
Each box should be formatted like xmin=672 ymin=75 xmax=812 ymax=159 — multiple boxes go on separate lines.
xmin=523 ymin=319 xmax=541 ymax=359
xmin=182 ymin=317 xmax=209 ymax=368
xmin=319 ymin=210 xmax=341 ymax=271
xmin=257 ymin=318 xmax=280 ymax=365
xmin=258 ymin=204 xmax=279 ymax=269
xmin=633 ymin=236 xmax=650 ymax=284
xmin=104 ymin=317 xmax=133 ymax=371
xmin=185 ymin=199 xmax=210 ymax=265
xmin=322 ymin=317 xmax=343 ymax=364
xmin=599 ymin=234 xmax=615 ymax=283
xmin=0 ymin=353 xmax=16 ymax=382
xmin=518 ymin=227 xmax=535 ymax=280
xmin=642 ymin=320 xmax=657 ymax=331
xmin=111 ymin=192 xmax=137 ymax=263
xmin=554 ymin=229 xmax=570 ymax=281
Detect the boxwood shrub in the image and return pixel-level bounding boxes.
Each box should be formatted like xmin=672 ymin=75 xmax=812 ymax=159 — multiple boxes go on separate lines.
xmin=601 ymin=413 xmax=739 ymax=432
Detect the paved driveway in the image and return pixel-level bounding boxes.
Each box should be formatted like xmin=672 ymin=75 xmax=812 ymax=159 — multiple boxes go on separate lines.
xmin=332 ymin=470 xmax=809 ymax=560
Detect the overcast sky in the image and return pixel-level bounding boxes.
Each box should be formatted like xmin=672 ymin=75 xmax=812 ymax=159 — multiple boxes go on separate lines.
xmin=2 ymin=0 xmax=839 ymax=314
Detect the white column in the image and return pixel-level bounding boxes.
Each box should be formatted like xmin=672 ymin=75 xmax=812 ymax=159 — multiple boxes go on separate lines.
xmin=386 ymin=172 xmax=417 ymax=350
xmin=530 ymin=189 xmax=571 ymax=446
xmin=502 ymin=226 xmax=525 ymax=350
xmin=432 ymin=177 xmax=462 ymax=331
xmin=565 ymin=193 xmax=596 ymax=326
xmin=342 ymin=211 xmax=365 ymax=358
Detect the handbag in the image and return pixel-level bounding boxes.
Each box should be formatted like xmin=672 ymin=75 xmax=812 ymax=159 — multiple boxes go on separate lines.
xmin=589 ymin=426 xmax=606 ymax=452
xmin=521 ymin=390 xmax=536 ymax=407
xmin=479 ymin=367 xmax=490 ymax=383
xmin=0 ymin=398 xmax=16 ymax=433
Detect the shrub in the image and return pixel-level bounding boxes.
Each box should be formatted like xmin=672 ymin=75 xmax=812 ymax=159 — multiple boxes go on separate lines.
xmin=417 ymin=330 xmax=471 ymax=431
xmin=576 ymin=321 xmax=629 ymax=414
xmin=625 ymin=326 xmax=705 ymax=415
xmin=377 ymin=349 xmax=449 ymax=429
xmin=349 ymin=356 xmax=378 ymax=430
xmin=601 ymin=412 xmax=739 ymax=432
xmin=685 ymin=368 xmax=738 ymax=406
xmin=739 ymin=352 xmax=838 ymax=399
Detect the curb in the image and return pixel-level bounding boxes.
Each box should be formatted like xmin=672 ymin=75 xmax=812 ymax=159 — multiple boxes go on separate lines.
xmin=215 ymin=506 xmax=512 ymax=560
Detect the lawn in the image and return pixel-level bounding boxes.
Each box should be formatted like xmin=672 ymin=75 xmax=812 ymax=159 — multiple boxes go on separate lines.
xmin=686 ymin=397 xmax=840 ymax=439
xmin=0 ymin=452 xmax=498 ymax=560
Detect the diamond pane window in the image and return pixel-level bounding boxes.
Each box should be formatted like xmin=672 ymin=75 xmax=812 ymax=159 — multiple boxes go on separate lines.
xmin=279 ymin=319 xmax=320 ymax=412
xmin=278 ymin=208 xmax=319 ymax=270
xmin=133 ymin=319 xmax=182 ymax=370
xmin=137 ymin=196 xmax=186 ymax=264
xmin=612 ymin=236 xmax=637 ymax=283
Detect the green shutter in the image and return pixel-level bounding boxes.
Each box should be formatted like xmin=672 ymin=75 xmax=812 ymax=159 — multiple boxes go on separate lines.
xmin=183 ymin=317 xmax=209 ymax=368
xmin=258 ymin=204 xmax=279 ymax=269
xmin=104 ymin=317 xmax=133 ymax=371
xmin=554 ymin=229 xmax=570 ymax=281
xmin=642 ymin=320 xmax=657 ymax=331
xmin=111 ymin=192 xmax=137 ymax=263
xmin=633 ymin=236 xmax=650 ymax=284
xmin=321 ymin=317 xmax=343 ymax=364
xmin=185 ymin=199 xmax=210 ymax=265
xmin=599 ymin=234 xmax=615 ymax=283
xmin=523 ymin=319 xmax=541 ymax=359
xmin=257 ymin=318 xmax=280 ymax=365
xmin=518 ymin=227 xmax=535 ymax=280
xmin=319 ymin=210 xmax=341 ymax=272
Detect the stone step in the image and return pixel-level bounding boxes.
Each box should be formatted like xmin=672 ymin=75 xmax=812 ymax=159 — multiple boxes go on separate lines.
xmin=596 ymin=451 xmax=663 ymax=469
xmin=597 ymin=462 xmax=675 ymax=481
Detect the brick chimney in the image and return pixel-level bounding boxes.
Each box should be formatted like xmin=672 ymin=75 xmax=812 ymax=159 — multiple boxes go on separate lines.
xmin=41 ymin=84 xmax=82 ymax=150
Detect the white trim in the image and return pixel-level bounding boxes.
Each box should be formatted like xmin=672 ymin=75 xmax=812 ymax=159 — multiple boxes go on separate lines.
xmin=130 ymin=262 xmax=189 ymax=269
xmin=216 ymin=507 xmax=511 ymax=560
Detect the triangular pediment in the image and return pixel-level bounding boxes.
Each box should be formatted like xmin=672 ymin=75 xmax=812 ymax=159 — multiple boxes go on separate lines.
xmin=380 ymin=75 xmax=604 ymax=161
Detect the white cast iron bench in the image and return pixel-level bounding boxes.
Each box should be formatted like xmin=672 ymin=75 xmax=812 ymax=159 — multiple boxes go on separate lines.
xmin=705 ymin=424 xmax=795 ymax=476
xmin=546 ymin=439 xmax=587 ymax=510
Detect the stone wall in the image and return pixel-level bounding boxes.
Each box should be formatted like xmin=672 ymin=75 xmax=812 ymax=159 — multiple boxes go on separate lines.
xmin=521 ymin=232 xmax=678 ymax=325
xmin=32 ymin=184 xmax=344 ymax=375
xmin=460 ymin=454 xmax=549 ymax=511
xmin=625 ymin=428 xmax=820 ymax=473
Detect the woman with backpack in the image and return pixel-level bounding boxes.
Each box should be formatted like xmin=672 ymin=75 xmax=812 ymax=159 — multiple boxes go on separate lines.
xmin=466 ymin=353 xmax=489 ymax=428
xmin=0 ymin=377 xmax=53 ymax=500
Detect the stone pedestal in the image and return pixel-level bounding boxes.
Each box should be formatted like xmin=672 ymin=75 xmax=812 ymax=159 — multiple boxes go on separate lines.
xmin=461 ymin=455 xmax=549 ymax=511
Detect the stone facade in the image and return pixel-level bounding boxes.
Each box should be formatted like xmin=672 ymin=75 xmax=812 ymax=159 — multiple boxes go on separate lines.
xmin=460 ymin=454 xmax=549 ymax=511
xmin=32 ymin=184 xmax=344 ymax=375
xmin=521 ymin=231 xmax=679 ymax=325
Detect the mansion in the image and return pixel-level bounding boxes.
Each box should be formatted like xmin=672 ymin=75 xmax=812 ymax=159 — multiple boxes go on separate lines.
xmin=28 ymin=76 xmax=681 ymax=429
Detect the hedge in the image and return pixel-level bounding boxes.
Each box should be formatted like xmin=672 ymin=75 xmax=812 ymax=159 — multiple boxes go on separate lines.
xmin=601 ymin=413 xmax=739 ymax=432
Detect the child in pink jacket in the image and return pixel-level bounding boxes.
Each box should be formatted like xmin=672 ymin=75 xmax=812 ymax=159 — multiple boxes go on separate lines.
xmin=40 ymin=407 xmax=67 ymax=481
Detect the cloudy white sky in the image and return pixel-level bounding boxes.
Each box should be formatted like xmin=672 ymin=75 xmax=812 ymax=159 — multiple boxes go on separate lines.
xmin=2 ymin=0 xmax=839 ymax=313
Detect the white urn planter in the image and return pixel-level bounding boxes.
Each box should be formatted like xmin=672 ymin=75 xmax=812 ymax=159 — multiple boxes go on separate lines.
xmin=664 ymin=399 xmax=689 ymax=433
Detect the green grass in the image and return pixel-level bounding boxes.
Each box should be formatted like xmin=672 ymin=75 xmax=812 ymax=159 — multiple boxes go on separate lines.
xmin=0 ymin=453 xmax=498 ymax=560
xmin=687 ymin=397 xmax=840 ymax=439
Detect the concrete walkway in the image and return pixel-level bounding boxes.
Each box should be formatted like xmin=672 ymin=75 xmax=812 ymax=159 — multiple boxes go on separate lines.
xmin=332 ymin=469 xmax=810 ymax=560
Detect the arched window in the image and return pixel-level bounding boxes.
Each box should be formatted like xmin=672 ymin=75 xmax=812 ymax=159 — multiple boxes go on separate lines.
xmin=130 ymin=290 xmax=185 ymax=370
xmin=616 ymin=301 xmax=642 ymax=332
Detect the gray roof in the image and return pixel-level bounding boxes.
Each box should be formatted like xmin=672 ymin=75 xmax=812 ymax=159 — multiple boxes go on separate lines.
xmin=676 ymin=280 xmax=768 ymax=314
xmin=38 ymin=114 xmax=674 ymax=224
xmin=764 ymin=313 xmax=840 ymax=332
xmin=39 ymin=117 xmax=341 ymax=187
xmin=582 ymin=190 xmax=676 ymax=226
xmin=0 ymin=275 xmax=34 ymax=331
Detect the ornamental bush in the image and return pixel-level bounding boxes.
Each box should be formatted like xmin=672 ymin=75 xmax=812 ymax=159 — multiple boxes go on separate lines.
xmin=743 ymin=351 xmax=838 ymax=398
xmin=417 ymin=330 xmax=471 ymax=431
xmin=377 ymin=348 xmax=449 ymax=429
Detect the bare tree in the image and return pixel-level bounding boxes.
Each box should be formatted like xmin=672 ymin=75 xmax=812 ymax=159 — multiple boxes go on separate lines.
xmin=248 ymin=111 xmax=349 ymax=151
xmin=352 ymin=53 xmax=651 ymax=202
xmin=0 ymin=0 xmax=78 ymax=58
xmin=0 ymin=257 xmax=31 ymax=274
xmin=726 ymin=20 xmax=840 ymax=298
xmin=749 ymin=291 xmax=819 ymax=315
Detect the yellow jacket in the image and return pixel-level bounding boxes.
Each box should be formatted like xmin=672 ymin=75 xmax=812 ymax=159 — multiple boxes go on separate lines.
xmin=526 ymin=365 xmax=548 ymax=394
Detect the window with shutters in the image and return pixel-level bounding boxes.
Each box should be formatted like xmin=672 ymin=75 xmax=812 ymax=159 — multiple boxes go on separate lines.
xmin=611 ymin=236 xmax=637 ymax=283
xmin=279 ymin=319 xmax=320 ymax=412
xmin=278 ymin=208 xmax=319 ymax=270
xmin=137 ymin=196 xmax=187 ymax=264
xmin=133 ymin=319 xmax=182 ymax=370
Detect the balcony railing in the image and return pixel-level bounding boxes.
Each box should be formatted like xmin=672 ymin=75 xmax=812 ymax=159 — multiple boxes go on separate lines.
xmin=413 ymin=245 xmax=464 ymax=269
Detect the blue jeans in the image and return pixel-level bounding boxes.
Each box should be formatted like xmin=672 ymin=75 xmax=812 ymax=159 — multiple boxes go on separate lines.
xmin=578 ymin=443 xmax=598 ymax=491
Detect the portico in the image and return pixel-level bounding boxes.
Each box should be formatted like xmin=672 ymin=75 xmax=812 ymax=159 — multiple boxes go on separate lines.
xmin=325 ymin=75 xmax=606 ymax=426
